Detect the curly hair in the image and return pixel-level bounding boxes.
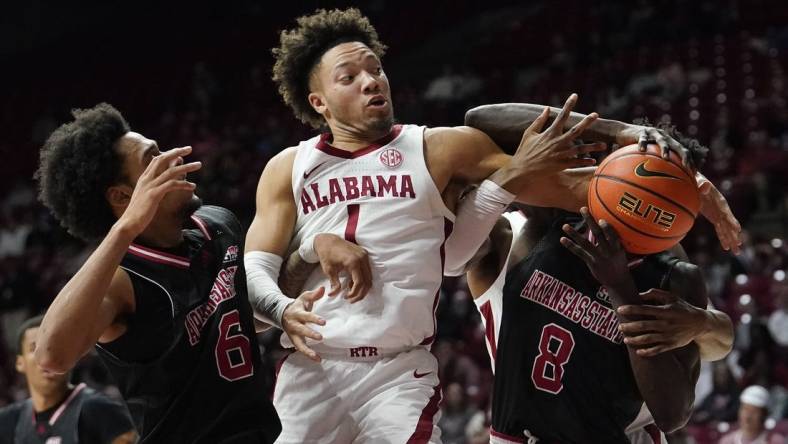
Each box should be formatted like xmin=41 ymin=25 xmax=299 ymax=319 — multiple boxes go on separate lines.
xmin=634 ymin=119 xmax=710 ymax=169
xmin=272 ymin=8 xmax=387 ymax=128
xmin=35 ymin=103 xmax=130 ymax=241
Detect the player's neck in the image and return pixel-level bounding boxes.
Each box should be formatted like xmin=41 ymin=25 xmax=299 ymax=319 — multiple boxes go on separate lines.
xmin=136 ymin=223 xmax=185 ymax=249
xmin=30 ymin=384 xmax=70 ymax=413
xmin=328 ymin=122 xmax=391 ymax=151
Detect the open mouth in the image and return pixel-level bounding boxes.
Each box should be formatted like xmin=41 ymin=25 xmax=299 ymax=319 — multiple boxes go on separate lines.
xmin=367 ymin=96 xmax=387 ymax=108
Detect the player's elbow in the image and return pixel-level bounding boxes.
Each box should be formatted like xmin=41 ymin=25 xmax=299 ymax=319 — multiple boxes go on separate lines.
xmin=463 ymin=106 xmax=484 ymax=127
xmin=34 ymin=346 xmax=72 ymax=374
xmin=651 ymin=400 xmax=693 ymax=433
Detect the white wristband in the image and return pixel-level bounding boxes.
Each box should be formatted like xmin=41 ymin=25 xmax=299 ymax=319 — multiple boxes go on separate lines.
xmin=444 ymin=179 xmax=516 ymax=276
xmin=244 ymin=251 xmax=293 ymax=330
xmin=298 ymin=233 xmax=320 ymax=264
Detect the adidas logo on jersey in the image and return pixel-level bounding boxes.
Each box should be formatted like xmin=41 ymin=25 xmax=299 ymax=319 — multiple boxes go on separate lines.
xmin=223 ymin=245 xmax=238 ymax=264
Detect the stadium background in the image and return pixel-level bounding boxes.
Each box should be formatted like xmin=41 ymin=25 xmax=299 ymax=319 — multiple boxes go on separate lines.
xmin=0 ymin=1 xmax=786 ymax=442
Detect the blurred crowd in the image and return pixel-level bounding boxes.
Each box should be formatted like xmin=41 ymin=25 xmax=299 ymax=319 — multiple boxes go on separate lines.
xmin=1 ymin=1 xmax=787 ymax=442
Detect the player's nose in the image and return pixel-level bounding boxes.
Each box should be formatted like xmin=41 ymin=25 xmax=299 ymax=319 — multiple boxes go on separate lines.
xmin=361 ymin=71 xmax=381 ymax=94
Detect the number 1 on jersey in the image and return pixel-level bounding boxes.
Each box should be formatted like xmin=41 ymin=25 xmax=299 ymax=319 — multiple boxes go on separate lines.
xmin=531 ymin=323 xmax=575 ymax=394
xmin=345 ymin=204 xmax=360 ymax=243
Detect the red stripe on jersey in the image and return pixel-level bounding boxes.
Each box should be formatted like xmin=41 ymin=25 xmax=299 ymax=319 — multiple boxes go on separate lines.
xmin=479 ymin=300 xmax=497 ymax=361
xmin=490 ymin=429 xmax=525 ymax=443
xmin=644 ymin=423 xmax=662 ymax=443
xmin=316 ymin=125 xmax=403 ymax=159
xmin=191 ymin=215 xmax=212 ymax=240
xmin=406 ymin=384 xmax=442 ymax=444
xmin=420 ymin=218 xmax=454 ymax=346
xmin=128 ymin=244 xmax=190 ymax=268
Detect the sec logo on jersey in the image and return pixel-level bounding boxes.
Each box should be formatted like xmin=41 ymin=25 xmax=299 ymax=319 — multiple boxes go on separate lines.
xmin=380 ymin=148 xmax=403 ymax=168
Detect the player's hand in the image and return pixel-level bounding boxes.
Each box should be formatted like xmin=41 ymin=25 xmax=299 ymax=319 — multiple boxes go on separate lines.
xmin=618 ymin=125 xmax=692 ymax=169
xmin=282 ymin=287 xmax=326 ymax=362
xmin=509 ymin=94 xmax=606 ymax=180
xmin=313 ymin=233 xmax=373 ymax=303
xmin=559 ymin=207 xmax=630 ymax=288
xmin=115 ymin=146 xmax=201 ymax=238
xmin=696 ymin=173 xmax=743 ymax=255
xmin=617 ymin=289 xmax=708 ymax=357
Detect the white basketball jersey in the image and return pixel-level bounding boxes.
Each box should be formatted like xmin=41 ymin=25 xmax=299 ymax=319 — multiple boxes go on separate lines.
xmin=287 ymin=124 xmax=454 ymax=349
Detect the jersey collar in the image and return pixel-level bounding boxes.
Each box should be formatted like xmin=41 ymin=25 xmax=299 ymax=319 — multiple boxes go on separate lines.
xmin=316 ymin=124 xmax=403 ymax=159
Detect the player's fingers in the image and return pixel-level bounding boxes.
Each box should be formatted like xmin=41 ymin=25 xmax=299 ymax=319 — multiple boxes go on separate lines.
xmin=153 ymin=180 xmax=197 ymax=197
xmin=559 ymin=237 xmax=595 ymax=264
xmin=149 ymin=146 xmax=193 ymax=174
xmin=549 ymin=93 xmax=578 ymax=135
xmin=669 ymin=139 xmax=692 ymax=170
xmin=638 ymin=131 xmax=650 ymax=152
xmin=618 ymin=320 xmax=669 ymax=335
xmin=301 ymin=286 xmax=326 ymax=305
xmin=579 ymin=207 xmax=608 ymax=251
xmin=293 ymin=323 xmax=323 ymax=341
xmin=152 ymin=161 xmax=203 ymax=185
xmin=291 ymin=336 xmax=321 ymax=362
xmin=638 ymin=288 xmax=677 ymax=305
xmin=564 ymin=158 xmax=598 ymax=169
xmin=347 ymin=267 xmax=364 ymax=300
xmin=298 ymin=311 xmax=326 ymax=326
xmin=523 ymin=106 xmax=551 ymax=137
xmin=561 ymin=112 xmax=599 ymax=142
xmin=636 ymin=345 xmax=671 ymax=357
xmin=623 ymin=333 xmax=664 ymax=347
xmin=597 ymin=219 xmax=622 ymax=251
xmin=617 ymin=304 xmax=671 ymax=318
xmin=561 ymin=223 xmax=596 ymax=254
xmin=324 ymin=268 xmax=342 ymax=296
xmin=654 ymin=133 xmax=672 ymax=159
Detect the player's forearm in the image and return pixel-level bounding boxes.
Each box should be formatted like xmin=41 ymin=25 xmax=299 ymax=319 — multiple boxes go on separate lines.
xmin=606 ymin=280 xmax=696 ymax=432
xmin=694 ymin=309 xmax=734 ymax=361
xmin=465 ymin=103 xmax=629 ymax=149
xmin=36 ymin=224 xmax=134 ymax=372
xmin=512 ymin=167 xmax=594 ymax=212
xmin=279 ymin=249 xmax=318 ymax=298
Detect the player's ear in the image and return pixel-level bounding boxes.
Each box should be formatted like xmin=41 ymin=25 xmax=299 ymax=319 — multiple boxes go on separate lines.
xmin=308 ymin=92 xmax=328 ymax=117
xmin=15 ymin=355 xmax=25 ymax=373
xmin=106 ymin=184 xmax=133 ymax=212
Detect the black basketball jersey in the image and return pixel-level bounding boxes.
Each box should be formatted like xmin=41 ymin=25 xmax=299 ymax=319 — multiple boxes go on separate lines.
xmin=95 ymin=206 xmax=280 ymax=444
xmin=485 ymin=214 xmax=677 ymax=443
xmin=0 ymin=383 xmax=134 ymax=444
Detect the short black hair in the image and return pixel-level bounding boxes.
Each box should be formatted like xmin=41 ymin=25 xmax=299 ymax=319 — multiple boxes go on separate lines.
xmin=16 ymin=315 xmax=45 ymax=355
xmin=35 ymin=103 xmax=130 ymax=241
xmin=272 ymin=8 xmax=387 ymax=128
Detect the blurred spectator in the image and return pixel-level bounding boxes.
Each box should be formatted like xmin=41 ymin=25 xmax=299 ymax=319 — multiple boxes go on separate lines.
xmin=719 ymin=385 xmax=785 ymax=444
xmin=438 ymin=382 xmax=481 ymax=444
xmin=768 ymin=284 xmax=788 ymax=347
xmin=693 ymin=362 xmax=741 ymax=424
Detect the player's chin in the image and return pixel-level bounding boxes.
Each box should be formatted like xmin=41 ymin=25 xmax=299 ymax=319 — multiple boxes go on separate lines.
xmin=366 ymin=111 xmax=395 ymax=133
xmin=179 ymin=194 xmax=203 ymax=218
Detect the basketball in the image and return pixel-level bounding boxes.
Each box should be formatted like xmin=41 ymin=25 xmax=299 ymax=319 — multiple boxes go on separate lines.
xmin=587 ymin=143 xmax=700 ymax=255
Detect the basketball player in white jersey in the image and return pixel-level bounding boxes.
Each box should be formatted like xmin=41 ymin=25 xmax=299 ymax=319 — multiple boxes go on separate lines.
xmin=245 ymin=8 xmax=740 ymax=444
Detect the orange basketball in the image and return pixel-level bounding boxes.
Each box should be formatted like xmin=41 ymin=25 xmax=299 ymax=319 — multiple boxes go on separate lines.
xmin=587 ymin=143 xmax=699 ymax=255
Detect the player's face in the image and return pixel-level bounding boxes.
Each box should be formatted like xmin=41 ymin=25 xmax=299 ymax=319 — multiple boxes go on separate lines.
xmin=16 ymin=328 xmax=69 ymax=395
xmin=310 ymin=42 xmax=394 ymax=137
xmin=739 ymin=403 xmax=765 ymax=434
xmin=115 ymin=132 xmax=202 ymax=223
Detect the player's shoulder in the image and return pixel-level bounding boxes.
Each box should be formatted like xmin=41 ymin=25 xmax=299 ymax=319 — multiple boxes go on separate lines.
xmin=193 ymin=206 xmax=242 ymax=237
xmin=0 ymin=400 xmax=25 ymax=434
xmin=79 ymin=390 xmax=126 ymax=415
xmin=424 ymin=125 xmax=490 ymax=147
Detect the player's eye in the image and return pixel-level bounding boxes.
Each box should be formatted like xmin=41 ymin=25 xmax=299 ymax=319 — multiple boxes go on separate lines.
xmin=340 ymin=75 xmax=353 ymax=82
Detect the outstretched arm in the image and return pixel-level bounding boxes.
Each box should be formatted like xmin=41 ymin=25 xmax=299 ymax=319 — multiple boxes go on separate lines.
xmin=465 ymin=102 xmax=743 ymax=254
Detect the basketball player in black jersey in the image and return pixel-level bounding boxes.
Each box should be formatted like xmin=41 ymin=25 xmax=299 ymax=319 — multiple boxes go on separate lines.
xmin=0 ymin=315 xmax=136 ymax=444
xmin=32 ymin=104 xmax=282 ymax=443
xmin=450 ymin=121 xmax=734 ymax=441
